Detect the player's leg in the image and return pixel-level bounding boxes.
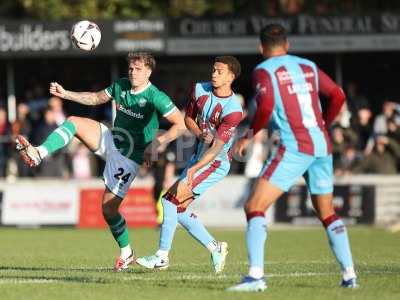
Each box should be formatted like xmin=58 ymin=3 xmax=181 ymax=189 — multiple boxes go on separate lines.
xmin=179 ymin=207 xmax=229 ymax=274
xmin=136 ymin=179 xmax=193 ymax=270
xmin=228 ymin=148 xmax=312 ymax=292
xmin=176 ymin=162 xmax=230 ymax=273
xmin=102 ymin=188 xmax=134 ymax=272
xmin=245 ymin=179 xmax=283 ymax=276
xmin=306 ymin=155 xmax=357 ymax=288
xmin=227 ymin=178 xmax=283 ymax=292
xmin=98 ymin=128 xmax=140 ymax=272
xmin=16 ymin=116 xmax=101 ymax=167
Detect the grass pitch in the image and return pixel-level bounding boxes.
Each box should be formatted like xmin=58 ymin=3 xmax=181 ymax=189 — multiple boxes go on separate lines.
xmin=0 ymin=227 xmax=399 ymax=300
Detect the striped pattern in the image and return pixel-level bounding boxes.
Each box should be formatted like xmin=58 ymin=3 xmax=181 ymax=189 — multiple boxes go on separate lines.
xmin=261 ymin=145 xmax=286 ymax=180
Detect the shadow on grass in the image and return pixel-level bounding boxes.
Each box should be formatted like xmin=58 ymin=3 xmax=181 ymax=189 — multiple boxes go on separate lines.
xmin=0 ymin=266 xmax=111 ymax=272
xmin=0 ymin=274 xmax=110 ymax=284
xmin=0 ymin=266 xmax=153 ymax=273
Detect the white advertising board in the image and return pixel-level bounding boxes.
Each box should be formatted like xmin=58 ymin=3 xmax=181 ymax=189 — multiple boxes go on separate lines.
xmin=2 ymin=182 xmax=79 ymax=225
xmin=190 ymin=177 xmax=275 ymax=227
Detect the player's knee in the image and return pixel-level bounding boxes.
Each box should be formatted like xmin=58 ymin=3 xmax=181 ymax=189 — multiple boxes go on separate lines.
xmin=162 ymin=191 xmax=180 ymax=206
xmin=102 ymin=202 xmax=119 ymax=220
xmin=244 ymin=201 xmax=254 ymax=214
xmin=67 ymin=115 xmax=80 ymax=125
xmin=244 ymin=197 xmax=267 ymax=214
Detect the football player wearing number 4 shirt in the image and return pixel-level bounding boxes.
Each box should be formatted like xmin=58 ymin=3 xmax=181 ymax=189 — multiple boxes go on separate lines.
xmin=227 ymin=24 xmax=357 ymax=292
xmin=15 ymin=52 xmax=186 ymax=272
xmin=137 ymin=56 xmax=243 ymax=274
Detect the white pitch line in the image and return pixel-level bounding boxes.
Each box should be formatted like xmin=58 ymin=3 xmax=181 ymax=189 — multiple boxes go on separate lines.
xmin=1 ymin=270 xmax=397 ymax=285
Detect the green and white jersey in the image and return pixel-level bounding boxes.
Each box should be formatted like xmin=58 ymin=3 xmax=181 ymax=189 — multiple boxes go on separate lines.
xmin=105 ymin=78 xmax=177 ymax=165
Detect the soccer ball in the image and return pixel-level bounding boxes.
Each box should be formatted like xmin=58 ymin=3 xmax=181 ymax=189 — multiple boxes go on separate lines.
xmin=70 ymin=20 xmax=101 ymax=51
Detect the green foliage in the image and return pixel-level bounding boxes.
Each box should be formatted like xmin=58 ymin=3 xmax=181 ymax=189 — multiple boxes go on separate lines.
xmin=1 ymin=0 xmax=400 ymax=19
xmin=11 ymin=0 xmax=169 ymax=20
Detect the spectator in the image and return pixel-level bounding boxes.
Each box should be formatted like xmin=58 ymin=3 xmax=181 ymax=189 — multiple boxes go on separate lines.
xmin=265 ymin=0 xmax=279 ymax=16
xmin=372 ymin=100 xmax=400 ymax=135
xmin=334 ymin=144 xmax=363 ymax=176
xmin=331 ymin=125 xmax=358 ymax=171
xmin=0 ymin=107 xmax=10 ymax=177
xmin=72 ymin=143 xmax=96 ymax=179
xmin=350 ymin=107 xmax=373 ymax=151
xmin=365 ymin=100 xmax=400 ymax=154
xmin=48 ymin=96 xmax=66 ymax=126
xmin=314 ymin=0 xmax=330 ymax=15
xmin=346 ymin=82 xmax=369 ymax=117
xmin=353 ymin=134 xmax=400 ymax=174
xmin=26 ymin=85 xmax=48 ymax=122
xmin=12 ymin=103 xmax=33 ymax=177
xmin=280 ymin=0 xmax=304 ymax=15
xmin=33 ymin=108 xmax=68 ymax=177
xmin=335 ymin=102 xmax=352 ymax=129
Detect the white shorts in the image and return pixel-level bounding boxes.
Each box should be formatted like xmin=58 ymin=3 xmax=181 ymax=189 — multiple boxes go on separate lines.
xmin=94 ymin=123 xmax=140 ymax=198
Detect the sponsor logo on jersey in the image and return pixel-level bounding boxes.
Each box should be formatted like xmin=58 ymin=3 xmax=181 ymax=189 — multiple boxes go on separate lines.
xmin=288 ymin=82 xmax=313 ymax=95
xmin=277 ymin=70 xmax=315 ymax=84
xmin=116 ymin=103 xmax=144 ymax=119
xmin=138 ymin=98 xmax=147 ymax=107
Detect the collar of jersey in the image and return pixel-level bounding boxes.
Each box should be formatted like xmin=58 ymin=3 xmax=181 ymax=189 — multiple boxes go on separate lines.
xmin=212 ymin=90 xmax=233 ymax=99
xmin=130 ymin=82 xmax=151 ymax=95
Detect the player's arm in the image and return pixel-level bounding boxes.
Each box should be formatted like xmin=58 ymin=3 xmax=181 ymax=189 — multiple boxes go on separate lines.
xmin=49 ymin=82 xmax=111 ymax=105
xmin=186 ymin=111 xmax=242 ymax=187
xmin=155 ymin=109 xmax=186 ymax=147
xmin=185 ymin=116 xmax=202 ymax=139
xmin=184 ymin=84 xmax=203 ymax=138
xmin=318 ymin=68 xmax=346 ymax=128
xmin=234 ymin=69 xmax=274 ymax=157
xmin=184 ymin=84 xmax=214 ymax=144
xmin=144 ymin=107 xmax=186 ymax=167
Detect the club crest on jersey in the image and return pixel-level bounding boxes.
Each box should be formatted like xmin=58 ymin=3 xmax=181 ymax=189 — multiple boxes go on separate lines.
xmin=120 ymin=91 xmax=126 ymax=99
xmin=138 ymin=98 xmax=147 ymax=107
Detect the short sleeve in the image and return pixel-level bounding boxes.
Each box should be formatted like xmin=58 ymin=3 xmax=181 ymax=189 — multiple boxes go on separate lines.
xmin=185 ymin=83 xmax=197 ymax=118
xmin=104 ymin=83 xmax=114 ymax=98
xmin=154 ymin=91 xmax=177 ymax=117
xmin=104 ymin=78 xmax=130 ymax=103
xmin=216 ymin=111 xmax=243 ymax=143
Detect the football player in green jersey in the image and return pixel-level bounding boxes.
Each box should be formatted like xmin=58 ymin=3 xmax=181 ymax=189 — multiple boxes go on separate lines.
xmin=16 ymin=52 xmax=186 ymax=272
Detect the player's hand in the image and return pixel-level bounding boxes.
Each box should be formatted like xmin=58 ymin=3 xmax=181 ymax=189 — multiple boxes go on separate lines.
xmin=186 ymin=167 xmax=196 ymax=189
xmin=143 ymin=144 xmax=154 ymax=168
xmin=49 ymin=82 xmax=66 ymax=98
xmin=143 ymin=139 xmax=162 ymax=167
xmin=199 ymin=132 xmax=214 ymax=144
xmin=233 ymin=137 xmax=251 ymax=158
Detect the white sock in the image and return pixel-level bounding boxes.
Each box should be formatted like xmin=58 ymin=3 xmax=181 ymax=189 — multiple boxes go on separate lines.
xmin=342 ymin=266 xmax=356 ymax=281
xmin=36 ymin=146 xmax=48 ymax=159
xmin=120 ymin=245 xmax=133 ymax=259
xmin=156 ymin=249 xmax=169 ymax=260
xmin=249 ymin=266 xmax=264 ymax=279
xmin=206 ymin=241 xmax=218 ymax=252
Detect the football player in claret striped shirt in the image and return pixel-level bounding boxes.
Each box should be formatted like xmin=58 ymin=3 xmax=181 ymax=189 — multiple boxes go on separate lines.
xmin=136 ymin=56 xmax=243 ymax=274
xmin=227 ymin=24 xmax=357 ymax=292
xmin=15 ymin=52 xmax=186 ymax=272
